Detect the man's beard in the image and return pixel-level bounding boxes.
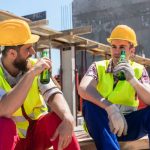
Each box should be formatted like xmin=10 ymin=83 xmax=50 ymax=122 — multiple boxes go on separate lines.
xmin=13 ymin=57 xmax=28 ymax=72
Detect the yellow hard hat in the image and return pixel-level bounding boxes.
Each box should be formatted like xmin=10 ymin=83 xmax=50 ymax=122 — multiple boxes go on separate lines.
xmin=0 ymin=19 xmax=39 ymax=46
xmin=107 ymin=25 xmax=137 ymax=47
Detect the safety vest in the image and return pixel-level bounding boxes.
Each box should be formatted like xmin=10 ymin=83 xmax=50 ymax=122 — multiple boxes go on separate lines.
xmin=95 ymin=60 xmax=143 ymax=107
xmin=0 ymin=58 xmax=48 ymax=138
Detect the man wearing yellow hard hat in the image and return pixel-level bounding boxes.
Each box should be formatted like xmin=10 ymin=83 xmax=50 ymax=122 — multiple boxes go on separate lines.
xmin=78 ymin=25 xmax=150 ymax=150
xmin=0 ymin=19 xmax=80 ymax=150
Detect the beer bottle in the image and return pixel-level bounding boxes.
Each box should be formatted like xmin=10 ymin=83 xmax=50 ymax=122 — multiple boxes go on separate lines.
xmin=116 ymin=49 xmax=126 ymax=80
xmin=40 ymin=50 xmax=51 ymax=84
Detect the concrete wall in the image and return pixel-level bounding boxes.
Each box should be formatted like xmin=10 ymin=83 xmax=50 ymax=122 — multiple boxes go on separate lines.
xmin=73 ymin=0 xmax=150 ymax=57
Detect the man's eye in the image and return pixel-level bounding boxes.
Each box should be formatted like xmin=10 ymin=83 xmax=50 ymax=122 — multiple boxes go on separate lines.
xmin=120 ymin=46 xmax=125 ymax=49
xmin=111 ymin=46 xmax=116 ymax=49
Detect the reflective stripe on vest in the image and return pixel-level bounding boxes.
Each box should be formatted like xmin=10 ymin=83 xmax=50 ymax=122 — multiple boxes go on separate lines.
xmin=0 ymin=58 xmax=48 ymax=138
xmin=12 ymin=110 xmax=48 ymax=123
xmin=95 ymin=60 xmax=143 ymax=107
xmin=18 ymin=128 xmax=27 ymax=137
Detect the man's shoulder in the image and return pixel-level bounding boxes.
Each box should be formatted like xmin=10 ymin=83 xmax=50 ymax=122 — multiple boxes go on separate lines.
xmin=131 ymin=61 xmax=144 ymax=69
xmin=131 ymin=61 xmax=144 ymax=79
xmin=95 ymin=59 xmax=110 ymax=67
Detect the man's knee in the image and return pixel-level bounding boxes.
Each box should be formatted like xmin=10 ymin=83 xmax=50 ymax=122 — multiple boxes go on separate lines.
xmin=0 ymin=117 xmax=17 ymax=134
xmin=0 ymin=117 xmax=18 ymax=149
xmin=33 ymin=112 xmax=62 ymax=138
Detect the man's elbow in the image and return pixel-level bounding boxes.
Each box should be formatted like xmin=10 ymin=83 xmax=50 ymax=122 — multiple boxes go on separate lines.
xmin=0 ymin=110 xmax=12 ymax=118
xmin=78 ymin=84 xmax=86 ymax=98
xmin=0 ymin=105 xmax=12 ymax=118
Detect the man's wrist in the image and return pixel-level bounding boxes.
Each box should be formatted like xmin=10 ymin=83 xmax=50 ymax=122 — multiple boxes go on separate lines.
xmin=25 ymin=69 xmax=36 ymax=79
xmin=100 ymin=98 xmax=112 ymax=106
xmin=128 ymin=77 xmax=138 ymax=87
xmin=62 ymin=113 xmax=75 ymax=127
xmin=105 ymin=104 xmax=119 ymax=114
xmin=28 ymin=68 xmax=36 ymax=77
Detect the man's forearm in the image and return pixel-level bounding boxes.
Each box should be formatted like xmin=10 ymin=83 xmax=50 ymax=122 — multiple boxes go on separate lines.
xmin=129 ymin=77 xmax=150 ymax=105
xmin=78 ymin=75 xmax=112 ymax=109
xmin=48 ymin=93 xmax=73 ymax=120
xmin=78 ymin=85 xmax=112 ymax=109
xmin=0 ymin=69 xmax=35 ymax=117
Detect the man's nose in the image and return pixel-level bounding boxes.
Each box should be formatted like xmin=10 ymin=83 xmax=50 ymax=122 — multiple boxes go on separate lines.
xmin=29 ymin=47 xmax=36 ymax=55
xmin=113 ymin=48 xmax=121 ymax=55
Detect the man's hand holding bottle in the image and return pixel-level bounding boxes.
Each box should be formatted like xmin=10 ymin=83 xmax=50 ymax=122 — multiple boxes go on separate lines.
xmin=113 ymin=62 xmax=135 ymax=81
xmin=30 ymin=58 xmax=52 ymax=77
xmin=113 ymin=49 xmax=137 ymax=86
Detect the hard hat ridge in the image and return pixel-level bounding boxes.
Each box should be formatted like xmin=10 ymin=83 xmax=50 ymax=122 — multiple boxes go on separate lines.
xmin=0 ymin=19 xmax=39 ymax=46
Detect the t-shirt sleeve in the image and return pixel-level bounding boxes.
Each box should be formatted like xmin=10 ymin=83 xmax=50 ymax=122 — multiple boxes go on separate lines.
xmin=38 ymin=78 xmax=63 ymax=102
xmin=85 ymin=63 xmax=98 ymax=81
xmin=0 ymin=89 xmax=6 ymax=100
xmin=139 ymin=67 xmax=150 ymax=84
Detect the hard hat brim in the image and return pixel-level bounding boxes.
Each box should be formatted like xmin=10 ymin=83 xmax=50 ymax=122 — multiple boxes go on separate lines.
xmin=0 ymin=34 xmax=40 ymax=46
xmin=23 ymin=34 xmax=40 ymax=45
xmin=107 ymin=38 xmax=111 ymax=44
xmin=107 ymin=38 xmax=137 ymax=47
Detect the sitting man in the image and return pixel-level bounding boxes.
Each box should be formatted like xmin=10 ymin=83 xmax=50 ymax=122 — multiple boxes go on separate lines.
xmin=0 ymin=19 xmax=80 ymax=150
xmin=78 ymin=25 xmax=150 ymax=150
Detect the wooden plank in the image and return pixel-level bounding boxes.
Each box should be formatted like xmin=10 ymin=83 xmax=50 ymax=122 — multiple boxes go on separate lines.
xmin=48 ymin=134 xmax=149 ymax=150
xmin=51 ymin=41 xmax=87 ymax=49
xmin=74 ymin=126 xmax=149 ymax=150
xmin=40 ymin=33 xmax=71 ymax=41
xmin=120 ymin=136 xmax=149 ymax=150
xmin=32 ymin=26 xmax=60 ymax=36
xmin=0 ymin=10 xmax=30 ymax=22
xmin=77 ymin=44 xmax=99 ymax=50
xmin=29 ymin=19 xmax=49 ymax=28
xmin=40 ymin=26 xmax=92 ymax=41
xmin=31 ymin=30 xmax=50 ymax=36
xmin=132 ymin=55 xmax=150 ymax=66
xmin=61 ymin=26 xmax=92 ymax=36
xmin=77 ymin=36 xmax=111 ymax=51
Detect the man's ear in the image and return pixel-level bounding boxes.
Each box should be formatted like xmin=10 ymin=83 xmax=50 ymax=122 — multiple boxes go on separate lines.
xmin=130 ymin=47 xmax=135 ymax=58
xmin=7 ymin=49 xmax=17 ymax=59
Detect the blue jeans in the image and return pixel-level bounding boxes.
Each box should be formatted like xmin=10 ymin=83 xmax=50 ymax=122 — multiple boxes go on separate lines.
xmin=82 ymin=100 xmax=150 ymax=150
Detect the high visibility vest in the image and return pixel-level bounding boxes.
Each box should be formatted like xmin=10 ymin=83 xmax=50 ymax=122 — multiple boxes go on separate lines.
xmin=0 ymin=58 xmax=48 ymax=138
xmin=95 ymin=60 xmax=143 ymax=107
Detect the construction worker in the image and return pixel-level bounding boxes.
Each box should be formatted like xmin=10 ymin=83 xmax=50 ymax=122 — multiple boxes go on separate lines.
xmin=78 ymin=25 xmax=150 ymax=150
xmin=0 ymin=19 xmax=80 ymax=150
